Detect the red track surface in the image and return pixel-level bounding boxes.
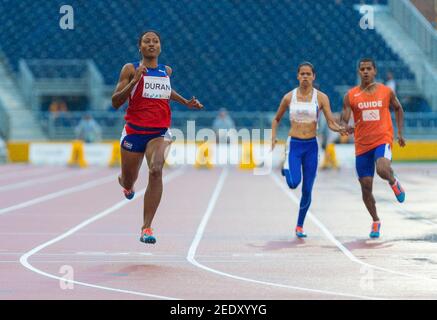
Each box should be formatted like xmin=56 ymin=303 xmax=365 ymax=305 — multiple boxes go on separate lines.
xmin=1 ymin=163 xmax=437 ymax=300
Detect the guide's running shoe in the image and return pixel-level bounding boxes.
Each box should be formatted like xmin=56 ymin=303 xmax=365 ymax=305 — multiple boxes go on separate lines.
xmin=391 ymin=179 xmax=405 ymax=203
xmin=369 ymin=221 xmax=381 ymax=239
xmin=140 ymin=228 xmax=156 ymax=244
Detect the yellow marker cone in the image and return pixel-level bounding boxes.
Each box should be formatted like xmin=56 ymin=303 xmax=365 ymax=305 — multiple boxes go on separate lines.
xmin=239 ymin=142 xmax=256 ymax=169
xmin=321 ymin=143 xmax=339 ymax=169
xmin=68 ymin=140 xmax=87 ymax=168
xmin=195 ymin=142 xmax=214 ymax=169
xmin=108 ymin=141 xmax=121 ymax=167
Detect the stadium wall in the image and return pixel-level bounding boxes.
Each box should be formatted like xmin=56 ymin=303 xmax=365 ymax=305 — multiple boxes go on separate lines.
xmin=6 ymin=140 xmax=437 ymax=166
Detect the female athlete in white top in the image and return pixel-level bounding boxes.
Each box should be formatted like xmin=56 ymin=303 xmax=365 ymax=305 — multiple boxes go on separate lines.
xmin=272 ymin=62 xmax=345 ymax=238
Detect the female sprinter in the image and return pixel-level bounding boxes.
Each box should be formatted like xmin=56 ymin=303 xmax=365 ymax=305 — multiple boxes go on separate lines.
xmin=271 ymin=62 xmax=345 ymax=238
xmin=112 ymin=30 xmax=203 ymax=244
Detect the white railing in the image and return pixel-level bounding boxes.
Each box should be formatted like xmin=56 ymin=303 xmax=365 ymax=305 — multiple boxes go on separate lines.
xmin=389 ymin=0 xmax=437 ymax=109
xmin=18 ymin=59 xmax=105 ymax=111
xmin=0 ymin=100 xmax=10 ymax=140
xmin=390 ymin=0 xmax=437 ymax=64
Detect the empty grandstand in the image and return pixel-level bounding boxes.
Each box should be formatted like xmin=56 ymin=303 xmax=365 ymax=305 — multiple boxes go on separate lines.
xmin=0 ymin=0 xmax=436 ymax=141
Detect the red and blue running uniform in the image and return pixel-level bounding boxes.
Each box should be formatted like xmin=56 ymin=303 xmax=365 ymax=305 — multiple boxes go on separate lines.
xmin=121 ymin=62 xmax=173 ymax=153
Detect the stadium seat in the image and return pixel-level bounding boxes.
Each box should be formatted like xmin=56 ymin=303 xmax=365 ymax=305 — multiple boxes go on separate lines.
xmin=0 ymin=0 xmax=411 ymax=113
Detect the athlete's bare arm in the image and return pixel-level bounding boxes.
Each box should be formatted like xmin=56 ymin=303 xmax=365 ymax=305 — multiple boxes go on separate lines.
xmin=271 ymin=92 xmax=291 ymax=150
xmin=319 ymin=92 xmax=346 ymax=135
xmin=390 ymin=90 xmax=406 ymax=147
xmin=112 ymin=63 xmax=147 ymax=109
xmin=340 ymin=92 xmax=354 ymax=134
xmin=171 ymin=91 xmax=203 ymax=109
xmin=165 ymin=66 xmax=203 ymax=110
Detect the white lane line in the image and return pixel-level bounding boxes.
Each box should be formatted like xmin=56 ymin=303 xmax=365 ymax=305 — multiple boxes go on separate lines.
xmin=9 ymin=259 xmax=254 ymax=264
xmin=271 ymin=173 xmax=437 ymax=282
xmin=0 ymin=169 xmax=99 ymax=193
xmin=0 ymin=232 xmax=137 ymax=236
xmin=0 ymin=166 xmax=32 ymax=175
xmin=0 ymin=174 xmax=116 ymax=215
xmin=0 ymin=167 xmax=56 ymax=181
xmin=187 ymin=167 xmax=378 ymax=300
xmin=2 ymin=252 xmax=153 ymax=256
xmin=19 ymin=168 xmax=185 ymax=300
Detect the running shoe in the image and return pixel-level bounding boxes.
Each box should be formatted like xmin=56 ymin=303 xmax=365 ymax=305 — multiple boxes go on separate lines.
xmin=369 ymin=221 xmax=381 ymax=239
xmin=123 ymin=188 xmax=135 ymax=200
xmin=118 ymin=175 xmax=135 ymax=200
xmin=295 ymin=226 xmax=307 ymax=238
xmin=140 ymin=228 xmax=156 ymax=244
xmin=391 ymin=179 xmax=405 ymax=203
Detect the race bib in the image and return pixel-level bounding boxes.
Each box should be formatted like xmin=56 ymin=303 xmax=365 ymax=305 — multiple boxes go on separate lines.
xmin=142 ymin=76 xmax=171 ymax=99
xmin=362 ymin=109 xmax=380 ymax=122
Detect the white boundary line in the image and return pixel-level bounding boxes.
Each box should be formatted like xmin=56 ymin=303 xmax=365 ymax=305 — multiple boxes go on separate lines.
xmin=0 ymin=166 xmax=57 ymax=181
xmin=270 ymin=173 xmax=437 ymax=282
xmin=0 ymin=166 xmax=34 ymax=176
xmin=0 ymin=168 xmax=99 ymax=193
xmin=19 ymin=168 xmax=185 ymax=300
xmin=0 ymin=174 xmax=116 ymax=216
xmin=186 ymin=167 xmax=379 ymax=300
